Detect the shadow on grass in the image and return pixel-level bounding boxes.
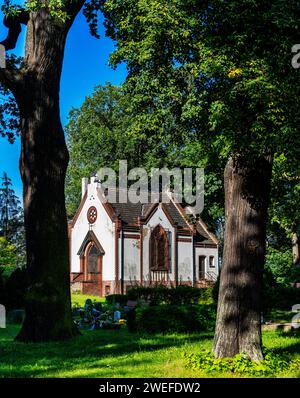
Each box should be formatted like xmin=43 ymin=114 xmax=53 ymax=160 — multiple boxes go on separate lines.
xmin=269 ymin=330 xmax=300 ymax=355
xmin=0 ymin=324 xmax=214 ymax=377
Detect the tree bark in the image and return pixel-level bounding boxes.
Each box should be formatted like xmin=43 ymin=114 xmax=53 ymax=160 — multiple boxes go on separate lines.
xmin=213 ymin=153 xmax=272 ymax=360
xmin=9 ymin=5 xmax=84 ymax=342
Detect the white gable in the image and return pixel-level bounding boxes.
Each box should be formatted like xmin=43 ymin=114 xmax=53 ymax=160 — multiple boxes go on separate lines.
xmin=70 ymin=179 xmax=115 ymax=280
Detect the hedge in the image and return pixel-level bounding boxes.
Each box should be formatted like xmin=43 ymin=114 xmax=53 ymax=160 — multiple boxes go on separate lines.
xmin=127 ymin=285 xmax=214 ymax=306
xmin=130 ymin=304 xmax=216 ymax=334
xmin=106 ymin=294 xmax=129 ymax=305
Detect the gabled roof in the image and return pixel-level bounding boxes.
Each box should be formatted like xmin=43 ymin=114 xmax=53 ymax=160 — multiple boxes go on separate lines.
xmin=110 ymin=199 xmax=190 ymax=230
xmin=196 ymin=219 xmax=218 ymax=245
xmin=71 ymin=184 xmax=218 ymax=246
xmin=77 ymin=230 xmax=105 ymax=256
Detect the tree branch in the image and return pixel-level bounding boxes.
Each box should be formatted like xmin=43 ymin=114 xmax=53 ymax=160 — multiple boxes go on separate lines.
xmin=65 ymin=0 xmax=86 ymax=26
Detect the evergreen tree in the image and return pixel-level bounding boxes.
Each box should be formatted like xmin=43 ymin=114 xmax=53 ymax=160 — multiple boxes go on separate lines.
xmin=0 ymin=172 xmax=25 ymax=268
xmin=0 ymin=172 xmax=21 ymax=238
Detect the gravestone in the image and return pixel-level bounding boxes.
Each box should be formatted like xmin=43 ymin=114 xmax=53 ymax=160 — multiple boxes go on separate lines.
xmin=0 ymin=304 xmax=5 ymax=328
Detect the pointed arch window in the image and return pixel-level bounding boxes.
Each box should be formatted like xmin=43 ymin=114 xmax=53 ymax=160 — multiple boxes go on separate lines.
xmin=150 ymin=225 xmax=170 ymax=271
xmin=77 ymin=231 xmax=105 ymax=277
xmin=87 ymin=244 xmax=100 ymax=273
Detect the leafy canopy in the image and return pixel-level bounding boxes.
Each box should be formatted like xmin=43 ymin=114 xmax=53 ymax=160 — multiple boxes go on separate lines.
xmin=99 ymin=0 xmax=300 ymax=160
xmin=0 ymin=0 xmax=103 ymax=141
xmin=65 ymin=82 xmax=224 ymax=232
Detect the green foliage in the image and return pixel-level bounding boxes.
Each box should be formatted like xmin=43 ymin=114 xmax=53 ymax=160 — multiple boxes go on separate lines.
xmin=65 ymin=82 xmax=224 ymax=231
xmin=0 ymin=324 xmax=298 ymax=377
xmin=0 ymin=172 xmax=22 ymax=238
xmin=5 ymin=267 xmax=29 ymax=310
xmin=98 ymin=0 xmax=300 ymax=255
xmin=0 ymin=242 xmax=28 ymax=309
xmin=2 ymin=0 xmax=68 ymax=22
xmin=83 ymin=0 xmax=102 ymax=38
xmin=126 ymin=308 xmax=137 ymax=333
xmin=268 ymin=153 xmax=300 ymax=250
xmin=212 ymin=274 xmax=220 ymax=304
xmin=100 ymin=0 xmax=300 ymax=160
xmin=185 ymin=348 xmax=300 ymax=376
xmin=262 ymin=246 xmax=300 ymax=311
xmin=0 ymin=268 xmax=6 ymax=304
xmin=263 ymin=285 xmax=300 ymax=312
xmin=0 ymin=236 xmax=16 ymax=270
xmin=0 ymin=173 xmax=25 ymax=269
xmin=127 ymin=285 xmax=214 ymax=306
xmin=134 ymin=304 xmax=216 ymax=334
xmin=65 ymin=84 xmax=149 ymax=216
xmin=265 ymin=247 xmax=294 ymax=285
xmin=264 ymin=309 xmax=294 ymax=324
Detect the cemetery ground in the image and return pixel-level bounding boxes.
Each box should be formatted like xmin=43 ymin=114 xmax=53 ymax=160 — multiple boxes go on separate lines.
xmin=0 ymin=294 xmax=299 ymax=378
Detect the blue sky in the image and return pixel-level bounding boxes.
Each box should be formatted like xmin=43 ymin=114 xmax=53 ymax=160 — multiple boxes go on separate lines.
xmin=0 ymin=4 xmax=126 ymax=198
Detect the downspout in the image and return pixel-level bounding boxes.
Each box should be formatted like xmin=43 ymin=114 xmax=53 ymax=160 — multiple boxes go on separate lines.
xmin=138 ymin=216 xmax=143 ymax=285
xmin=120 ymin=227 xmax=125 ymax=294
xmin=192 ymin=227 xmax=196 ymax=287
xmin=174 ymin=223 xmax=178 ymax=287
xmin=114 ymin=215 xmax=120 ymax=294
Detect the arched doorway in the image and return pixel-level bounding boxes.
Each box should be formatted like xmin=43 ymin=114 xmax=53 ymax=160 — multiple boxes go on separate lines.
xmin=77 ymin=231 xmax=105 ymax=295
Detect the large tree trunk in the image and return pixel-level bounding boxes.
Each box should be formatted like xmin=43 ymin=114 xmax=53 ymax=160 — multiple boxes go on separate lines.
xmin=13 ymin=7 xmax=83 ymax=342
xmin=213 ymin=153 xmax=272 ymax=360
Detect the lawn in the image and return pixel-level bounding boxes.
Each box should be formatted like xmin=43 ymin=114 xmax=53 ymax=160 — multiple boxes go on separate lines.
xmin=71 ymin=293 xmax=105 ymax=307
xmin=0 ymin=324 xmax=299 ymax=378
xmin=0 ymin=294 xmax=299 ymax=378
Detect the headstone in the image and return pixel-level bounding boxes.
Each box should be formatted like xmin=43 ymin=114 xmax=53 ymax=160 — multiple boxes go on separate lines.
xmin=0 ymin=304 xmax=5 ymax=328
xmin=114 ymin=310 xmax=121 ymax=322
xmin=0 ymin=45 xmax=6 ymax=69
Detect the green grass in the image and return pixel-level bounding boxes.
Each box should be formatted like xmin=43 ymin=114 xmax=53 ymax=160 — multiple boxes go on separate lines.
xmin=71 ymin=293 xmax=105 ymax=308
xmin=0 ymin=324 xmax=299 ymax=378
xmin=0 ymin=295 xmax=298 ymax=378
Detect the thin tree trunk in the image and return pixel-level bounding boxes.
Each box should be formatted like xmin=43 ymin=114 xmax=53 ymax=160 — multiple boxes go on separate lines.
xmin=213 ymin=153 xmax=272 ymax=360
xmin=13 ymin=7 xmax=83 ymax=342
xmin=291 ymin=224 xmax=299 ymax=266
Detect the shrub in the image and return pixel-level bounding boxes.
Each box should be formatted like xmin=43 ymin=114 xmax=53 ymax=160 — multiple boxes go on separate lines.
xmin=5 ymin=267 xmax=29 ymax=310
xmin=126 ymin=309 xmax=137 ymax=333
xmin=0 ymin=268 xmax=6 ymax=304
xmin=168 ymin=286 xmax=214 ymax=305
xmin=263 ymin=284 xmax=300 ymax=311
xmin=127 ymin=285 xmax=214 ymax=306
xmin=197 ymin=286 xmax=214 ymax=305
xmin=134 ymin=304 xmax=216 ymax=334
xmin=185 ymin=348 xmax=300 ymax=376
xmin=127 ymin=285 xmax=169 ymax=305
xmin=0 ymin=237 xmax=17 ymax=270
xmin=106 ymin=294 xmax=129 ymax=306
xmin=212 ymin=274 xmax=220 ymax=304
xmin=7 ymin=309 xmax=25 ymax=324
xmin=213 ymin=264 xmax=300 ymax=312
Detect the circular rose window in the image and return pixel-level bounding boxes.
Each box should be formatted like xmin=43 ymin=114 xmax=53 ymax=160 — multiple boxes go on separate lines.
xmin=87 ymin=206 xmax=97 ymax=224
